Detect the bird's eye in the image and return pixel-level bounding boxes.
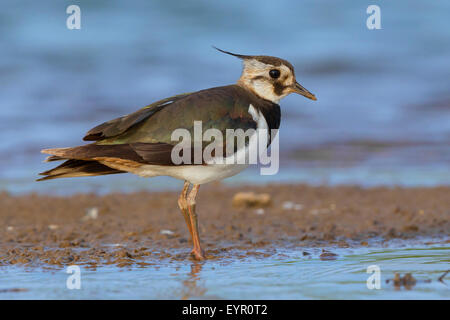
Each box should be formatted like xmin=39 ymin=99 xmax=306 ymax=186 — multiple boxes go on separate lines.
xmin=269 ymin=69 xmax=280 ymax=79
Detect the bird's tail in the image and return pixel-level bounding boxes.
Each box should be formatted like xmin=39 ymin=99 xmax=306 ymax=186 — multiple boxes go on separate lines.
xmin=37 ymin=147 xmax=125 ymax=181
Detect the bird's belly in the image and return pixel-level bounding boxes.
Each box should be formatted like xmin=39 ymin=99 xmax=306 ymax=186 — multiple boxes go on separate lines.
xmin=135 ymin=163 xmax=249 ymax=184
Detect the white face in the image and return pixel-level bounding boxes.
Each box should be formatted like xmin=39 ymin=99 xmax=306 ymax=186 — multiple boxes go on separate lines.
xmin=237 ymin=59 xmax=296 ymax=103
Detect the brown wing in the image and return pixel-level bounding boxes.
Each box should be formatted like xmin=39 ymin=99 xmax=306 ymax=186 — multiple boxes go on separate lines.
xmin=41 ymin=143 xmax=177 ymax=165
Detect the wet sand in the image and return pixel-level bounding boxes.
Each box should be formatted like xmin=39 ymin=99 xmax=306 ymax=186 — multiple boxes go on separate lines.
xmin=0 ymin=184 xmax=449 ymax=268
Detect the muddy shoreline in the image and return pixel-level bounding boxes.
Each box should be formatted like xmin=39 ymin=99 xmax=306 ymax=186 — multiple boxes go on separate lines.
xmin=0 ymin=184 xmax=449 ymax=268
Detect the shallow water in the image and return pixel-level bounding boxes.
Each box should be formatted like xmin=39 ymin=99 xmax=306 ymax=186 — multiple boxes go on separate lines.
xmin=1 ymin=240 xmax=448 ymax=299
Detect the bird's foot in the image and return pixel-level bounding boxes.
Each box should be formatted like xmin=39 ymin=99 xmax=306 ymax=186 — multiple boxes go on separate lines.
xmin=190 ymin=247 xmax=206 ymax=260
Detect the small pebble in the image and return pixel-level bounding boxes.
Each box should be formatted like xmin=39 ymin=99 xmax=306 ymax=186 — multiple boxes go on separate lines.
xmin=232 ymin=192 xmax=272 ymax=208
xmin=282 ymin=201 xmax=303 ymax=211
xmin=255 ymin=208 xmax=265 ymax=215
xmin=319 ymin=249 xmax=338 ymax=261
xmin=82 ymin=207 xmax=99 ymax=221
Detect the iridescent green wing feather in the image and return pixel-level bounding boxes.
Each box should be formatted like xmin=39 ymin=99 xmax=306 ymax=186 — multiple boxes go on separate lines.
xmin=96 ymin=85 xmax=259 ymax=147
xmin=83 ymin=92 xmax=192 ymax=141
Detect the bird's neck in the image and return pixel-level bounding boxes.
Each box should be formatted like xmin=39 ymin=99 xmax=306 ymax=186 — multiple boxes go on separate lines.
xmin=237 ymin=78 xmax=281 ymax=104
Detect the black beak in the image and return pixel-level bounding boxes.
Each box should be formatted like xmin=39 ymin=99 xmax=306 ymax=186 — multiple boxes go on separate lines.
xmin=291 ymin=82 xmax=317 ymax=101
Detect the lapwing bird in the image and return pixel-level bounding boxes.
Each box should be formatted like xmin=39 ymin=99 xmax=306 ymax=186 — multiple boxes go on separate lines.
xmin=38 ymin=48 xmax=316 ymax=260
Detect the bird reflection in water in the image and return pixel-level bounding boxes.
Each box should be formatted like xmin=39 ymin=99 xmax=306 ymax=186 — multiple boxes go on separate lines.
xmin=181 ymin=261 xmax=206 ymax=299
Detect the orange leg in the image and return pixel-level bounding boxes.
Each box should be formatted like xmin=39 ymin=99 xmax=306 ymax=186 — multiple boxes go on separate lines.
xmin=178 ymin=181 xmax=193 ymax=240
xmin=186 ymin=184 xmax=205 ymax=260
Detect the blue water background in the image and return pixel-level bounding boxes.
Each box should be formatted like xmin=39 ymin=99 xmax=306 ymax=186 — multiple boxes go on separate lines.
xmin=1 ymin=1 xmax=449 ymax=194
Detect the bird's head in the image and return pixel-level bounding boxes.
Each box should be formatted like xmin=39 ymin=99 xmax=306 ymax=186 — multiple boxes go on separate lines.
xmin=215 ymin=47 xmax=316 ymax=104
